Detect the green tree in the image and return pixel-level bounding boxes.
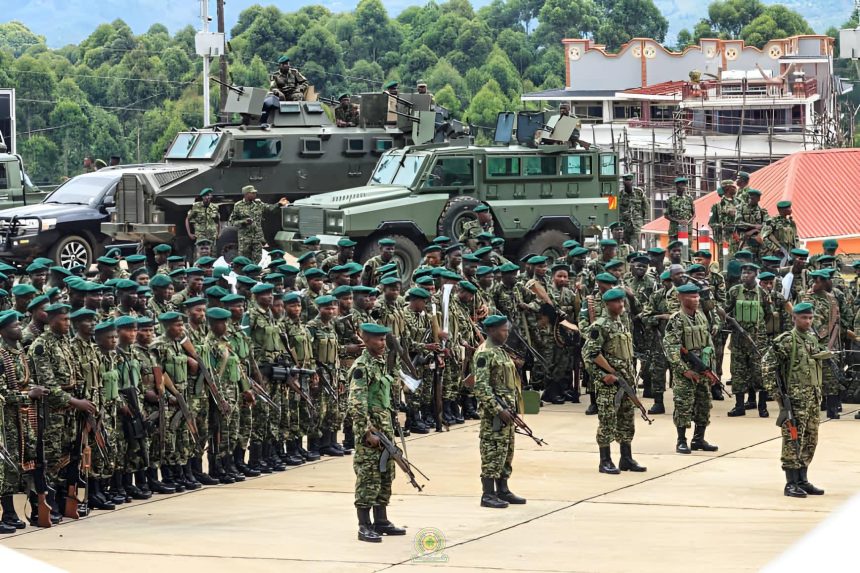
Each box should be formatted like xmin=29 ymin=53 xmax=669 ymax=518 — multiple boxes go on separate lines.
xmin=595 ymin=0 xmax=668 ymax=51
xmin=19 ymin=135 xmax=60 ymax=183
xmin=0 ymin=21 xmax=45 ymax=57
xmin=536 ymin=0 xmax=603 ymax=47
xmin=354 ymin=0 xmax=401 ymax=62
xmin=740 ymin=6 xmax=813 ymax=48
xmin=692 ymin=0 xmax=764 ymax=41
xmin=403 ymin=44 xmax=439 ymax=86
xmin=480 ymin=47 xmax=521 ymax=97
xmin=426 ymin=58 xmax=468 ymax=99
xmin=291 ymin=24 xmax=345 ymax=95
xmin=435 ymin=84 xmax=462 ymax=116
xmin=465 ymin=79 xmax=509 ymax=130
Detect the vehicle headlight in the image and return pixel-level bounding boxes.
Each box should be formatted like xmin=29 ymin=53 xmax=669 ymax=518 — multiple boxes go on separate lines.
xmin=325 ymin=212 xmax=344 ymax=233
xmin=283 ymin=209 xmax=299 ymax=228
xmin=20 ymin=218 xmax=55 ymax=232
xmin=40 ymin=218 xmax=57 ymax=231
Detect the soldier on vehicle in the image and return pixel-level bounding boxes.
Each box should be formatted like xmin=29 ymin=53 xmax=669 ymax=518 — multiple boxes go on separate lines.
xmin=335 ymin=94 xmax=360 ymax=127
xmin=260 ymin=55 xmax=309 ymax=127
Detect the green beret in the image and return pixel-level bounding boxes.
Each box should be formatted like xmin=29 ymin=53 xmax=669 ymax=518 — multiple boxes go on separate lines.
xmin=604 ymin=259 xmax=623 ymax=271
xmin=302 ymin=237 xmax=320 ymax=246
xmin=241 ymin=264 xmax=261 ymax=274
xmin=660 ymin=270 xmax=671 ymax=280
xmin=378 ymin=238 xmax=396 ymax=246
xmin=407 ymin=287 xmax=430 ymax=299
xmin=458 ymin=280 xmax=477 ymax=293
xmin=761 ymin=256 xmax=781 ymax=263
xmin=717 ymin=188 xmax=724 ymax=197
xmin=45 ymin=287 xmax=60 ymax=300
xmin=182 ymin=296 xmax=207 ymax=308
xmin=337 ymin=237 xmax=357 ymax=247
xmin=601 ymin=288 xmax=626 ymax=302
xmin=473 ymin=204 xmax=489 ymax=213
xmin=741 ymin=263 xmax=760 ymax=271
xmin=26 ymin=295 xmax=50 ymax=311
xmin=205 ymin=286 xmax=229 ymax=298
xmin=676 ymin=283 xmax=700 ymax=294
xmin=64 ymin=278 xmax=86 ymax=290
xmin=473 ymin=246 xmax=493 ymax=258
xmin=381 ymin=270 xmax=399 ymax=281
xmin=551 ymin=263 xmax=570 ymax=274
xmin=235 ymin=275 xmax=257 ymax=286
xmin=747 ymin=188 xmax=762 ymax=196
xmin=232 ymin=256 xmax=252 ymax=267
xmin=595 ymin=273 xmax=618 ymax=284
xmin=0 ymin=289 xmax=7 ymax=297
xmin=167 ymin=256 xmax=185 ymax=263
xmin=46 ymin=303 xmax=71 ymax=315
xmin=125 ymin=254 xmax=147 ymax=264
xmin=263 ymin=273 xmax=284 ymax=283
xmin=527 ymin=255 xmax=548 ymax=265
xmin=26 ymin=262 xmax=47 ymax=274
xmin=114 ymin=316 xmax=138 ymax=329
xmin=278 ymin=264 xmax=300 ymax=275
xmin=608 ymin=222 xmax=622 ymax=230
xmin=268 ymin=249 xmax=285 ymax=258
xmin=212 ymin=266 xmax=231 ymax=279
xmin=115 ymin=279 xmax=138 ymax=290
xmin=303 ymin=268 xmax=326 ymax=279
xmin=476 ymin=266 xmax=494 ymax=277
xmin=776 ymin=201 xmax=791 ymax=209
xmin=737 ymin=171 xmax=750 ymax=180
xmin=283 ymin=292 xmax=301 ymax=304
xmin=462 ymin=254 xmax=480 ymax=263
xmin=444 ymin=244 xmax=462 ymax=254
xmin=476 ymin=232 xmax=495 ymax=240
xmin=686 ymin=264 xmax=705 ymax=274
xmin=648 ymin=247 xmax=666 ymax=256
xmin=415 ymin=276 xmax=435 ymax=286
xmin=350 ymin=286 xmax=374 ymax=296
xmin=331 ymin=285 xmax=353 ymax=298
xmin=817 ymin=255 xmax=835 ymax=264
xmin=853 ymin=261 xmax=860 ymax=269
xmin=168 ymin=269 xmax=186 ymax=278
xmin=599 ymin=239 xmax=618 ymax=248
xmin=251 ymin=283 xmax=273 ymax=295
xmin=757 ymin=272 xmax=776 ymax=280
xmin=97 ymin=256 xmax=118 ymax=266
xmin=70 ymin=308 xmax=97 ymax=320
xmin=137 ymin=286 xmax=151 ymax=296
xmin=735 ymin=250 xmax=753 ymax=259
xmin=277 ymin=55 xmax=290 ymax=63
xmin=220 ymin=293 xmax=246 ymax=305
xmin=692 ymin=250 xmax=711 ymax=258
xmin=338 ymin=93 xmax=350 ymax=101
xmin=11 ymin=284 xmax=37 ymax=297
xmin=441 ymin=270 xmax=462 ymax=281
xmin=206 ymin=307 xmax=232 ymax=321
xmin=195 ymin=238 xmax=212 ymax=246
xmin=149 ymin=274 xmax=172 ymax=288
xmin=199 ymin=187 xmax=213 ymax=197
xmin=434 ymin=236 xmax=451 ymax=245
xmin=483 ymin=314 xmax=508 ymax=328
xmin=791 ymin=248 xmax=809 ymax=257
xmin=382 ymin=80 xmax=398 ymax=90
xmin=379 ymin=276 xmax=402 ymax=286
xmin=823 ymin=239 xmax=838 ymax=250
xmin=154 ymin=244 xmax=172 ymax=254
xmin=93 ymin=320 xmax=115 ymax=334
xmin=360 ymin=322 xmax=391 ymax=335
xmin=563 ymin=239 xmax=581 ymax=250
xmin=499 ymin=262 xmax=520 ymax=273
xmin=632 ymin=255 xmax=650 ymax=264
xmin=668 ymin=240 xmax=682 ymax=250
xmin=792 ymin=302 xmax=814 ymax=314
xmin=422 ymin=244 xmax=442 ymax=254
xmin=569 ymin=247 xmax=589 ymax=257
xmin=491 ymin=237 xmax=505 ymax=246
xmin=674 ymin=176 xmax=687 ymax=184
xmin=344 ymin=262 xmax=363 ymax=275
xmin=195 ymin=256 xmax=216 ymax=267
xmin=0 ymin=311 xmax=22 ymax=329
xmin=315 ymin=295 xmax=336 ymax=306
xmin=378 ymin=263 xmax=398 ymax=274
xmin=296 ymin=252 xmax=316 ymax=263
xmin=134 ymin=317 xmax=153 ymax=328
xmin=157 ymin=311 xmax=185 ymax=322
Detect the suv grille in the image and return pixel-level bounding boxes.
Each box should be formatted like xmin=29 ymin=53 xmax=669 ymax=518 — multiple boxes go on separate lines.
xmin=0 ymin=219 xmax=27 ymax=237
xmin=299 ymin=207 xmax=324 ymax=236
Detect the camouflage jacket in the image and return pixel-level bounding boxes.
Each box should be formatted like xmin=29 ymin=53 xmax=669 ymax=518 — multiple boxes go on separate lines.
xmin=618 ymin=186 xmax=649 ymax=227
xmin=726 ymin=283 xmax=771 ymax=337
xmin=270 ymin=68 xmax=308 ymax=100
xmin=583 ymin=313 xmax=636 ymax=382
xmin=708 ymin=195 xmax=740 ymax=243
xmin=458 ymin=219 xmax=494 ymax=251
xmin=347 ymin=349 xmax=393 ymax=436
xmin=663 ymin=309 xmax=714 ymax=379
xmin=187 ymin=201 xmax=219 ymax=243
xmin=472 ymin=339 xmax=520 ymax=414
xmin=334 ymin=104 xmax=360 ymax=126
xmin=665 ymin=194 xmax=694 ymax=231
xmin=762 ymin=328 xmax=823 ymax=403
xmin=228 ymin=199 xmax=280 ymax=243
xmin=759 ymin=215 xmax=798 ymax=257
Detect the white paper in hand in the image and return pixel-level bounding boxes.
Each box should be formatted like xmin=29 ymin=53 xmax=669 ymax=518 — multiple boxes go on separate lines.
xmin=400 ymin=370 xmax=422 ymax=393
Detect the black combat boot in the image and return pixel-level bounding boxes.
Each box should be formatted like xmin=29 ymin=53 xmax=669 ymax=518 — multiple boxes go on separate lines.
xmin=480 ymin=477 xmax=509 ymax=508
xmin=320 ymin=429 xmax=344 ymax=457
xmin=618 ymin=443 xmax=647 ymax=472
xmin=675 ymin=426 xmax=691 ymax=454
xmin=585 ymin=392 xmax=598 ymax=415
xmin=784 ymin=469 xmax=807 ymax=498
xmin=495 ymin=478 xmax=526 ymax=504
xmin=303 ymin=436 xmax=320 ymax=462
xmin=690 ymin=425 xmax=718 ymax=452
xmin=648 ymin=393 xmax=665 ymax=415
xmin=283 ymin=440 xmax=303 ymax=466
xmin=248 ymin=441 xmax=266 ymax=473
xmin=758 ymin=391 xmax=769 ymax=417
xmin=211 ymin=454 xmax=234 ymax=485
xmin=88 ymin=478 xmax=115 ymax=511
xmin=598 ymin=446 xmax=620 ymax=474
xmin=124 ymin=472 xmax=151 ymax=500
xmin=642 ymin=378 xmax=653 ymax=399
xmin=442 ymin=400 xmax=456 ymax=425
xmin=0 ymin=519 xmax=13 ymax=534
xmin=161 ymin=465 xmax=184 ymax=492
xmin=110 ymin=473 xmax=128 ymax=504
xmin=727 ymin=392 xmax=746 ymax=417
xmin=266 ymin=441 xmax=289 ymax=469
xmin=135 ymin=469 xmax=151 ymax=494
xmin=225 ymin=453 xmax=245 ymax=481
xmin=797 ymin=467 xmax=824 ymax=495
xmin=183 ymin=463 xmax=202 ymax=489
xmin=467 ymin=396 xmax=481 ymax=419
xmin=357 ymin=507 xmax=382 ymax=543
xmin=408 ymin=406 xmax=429 ymax=434
xmin=343 ymin=424 xmax=355 ymax=453
xmin=146 ymin=467 xmax=175 ymax=494
xmin=564 ymin=388 xmax=581 ymax=403
xmin=711 ymin=384 xmax=724 ymax=400
xmin=235 ymin=446 xmax=260 ymax=477
xmin=194 ymin=456 xmax=220 ymax=485
xmin=372 ymin=505 xmax=407 ymax=535
xmin=451 ymin=400 xmax=465 ymax=424
xmin=541 ymin=382 xmax=565 ymax=405
xmin=1 ymin=494 xmax=26 ymax=530
xmin=825 ymin=395 xmax=840 ymax=419
xmin=744 ymin=391 xmax=757 ymax=410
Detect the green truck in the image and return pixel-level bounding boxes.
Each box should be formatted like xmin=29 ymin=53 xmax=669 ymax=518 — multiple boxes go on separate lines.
xmin=0 ymin=135 xmax=46 ymax=208
xmin=278 ymin=114 xmax=620 ymax=278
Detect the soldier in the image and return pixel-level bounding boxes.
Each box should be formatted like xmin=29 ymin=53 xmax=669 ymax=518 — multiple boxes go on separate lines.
xmin=185 ymin=188 xmax=220 ymax=246
xmin=22 ymin=294 xmax=48 ymax=349
xmin=112 ymin=280 xmax=140 ymax=318
xmin=734 ymin=189 xmax=769 ymax=264
xmin=458 ymin=204 xmax=495 ymax=252
xmin=586 ymin=239 xmax=618 ymax=290
xmin=664 ymin=177 xmax=694 ymax=243
xmin=736 ymin=170 xmax=752 ymax=198
xmin=692 ymin=250 xmax=728 ymax=399
xmin=781 ymin=248 xmax=812 ymax=304
xmin=627 ymin=255 xmax=656 ymax=398
xmin=283 ymin=291 xmax=319 ymax=464
xmin=760 ymin=200 xmax=798 ymax=261
xmin=472 ymin=315 xmax=526 ymax=509
xmin=321 ymin=237 xmax=357 ymax=274
xmin=171 ymin=267 xmax=205 ymax=308
xmin=416 ymin=80 xmax=435 ymax=105
xmin=801 ymin=270 xmax=843 ymax=419
xmin=94 ymin=320 xmax=130 ymax=505
xmin=348 ymin=322 xmax=407 ymax=543
xmin=619 ymin=173 xmax=649 ymax=247
xmin=578 ymin=272 xmax=620 ymax=414
xmin=335 ymin=94 xmax=360 ymax=127
xmin=362 ymin=238 xmax=398 ymax=286
xmin=708 ymin=180 xmax=741 ymax=267
xmin=543 ymin=263 xmax=579 ymax=404
xmin=260 ymin=55 xmax=309 ymax=126
xmin=308 ymin=295 xmax=343 ymax=456
xmin=663 ymin=283 xmax=719 ymax=455
xmin=228 ymin=185 xmax=288 ymax=264
xmin=809 ymin=239 xmax=844 ymax=271
xmin=762 ymin=303 xmax=826 ymax=498
xmin=583 ymin=288 xmax=646 ymax=474
xmin=402 ymin=287 xmax=436 ymax=434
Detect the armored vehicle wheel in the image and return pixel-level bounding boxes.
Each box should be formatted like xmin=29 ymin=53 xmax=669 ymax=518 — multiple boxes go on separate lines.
xmin=437 ymin=196 xmax=481 ymax=240
xmin=358 ymin=234 xmax=422 ymax=284
xmin=216 ymin=226 xmax=239 ymax=263
xmin=49 ymin=234 xmax=93 ymax=270
xmin=518 ymin=229 xmax=568 ymax=262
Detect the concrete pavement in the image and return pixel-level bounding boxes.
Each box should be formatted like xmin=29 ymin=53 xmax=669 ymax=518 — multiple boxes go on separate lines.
xmin=2 ymin=394 xmax=859 ymax=573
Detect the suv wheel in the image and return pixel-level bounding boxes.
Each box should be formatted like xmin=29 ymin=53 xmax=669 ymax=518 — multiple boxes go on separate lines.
xmin=518 ymin=229 xmax=569 ymax=262
xmin=437 ymin=196 xmax=481 ymax=240
xmin=50 ymin=234 xmax=93 ymax=270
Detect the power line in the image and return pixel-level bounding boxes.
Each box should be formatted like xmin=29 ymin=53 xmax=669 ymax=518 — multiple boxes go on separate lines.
xmin=8 ymin=68 xmax=198 ymax=86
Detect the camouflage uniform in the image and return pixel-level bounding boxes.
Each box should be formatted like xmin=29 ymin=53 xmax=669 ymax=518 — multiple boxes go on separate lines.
xmin=403 ymin=307 xmax=432 ymax=417
xmin=583 ymin=314 xmax=636 ymax=447
xmin=762 ymin=328 xmax=822 ymax=470
xmin=546 ymin=282 xmax=579 ymax=393
xmin=117 ymin=344 xmax=148 ymax=473
xmin=284 ymin=316 xmax=315 ymax=444
xmin=619 ymin=186 xmax=649 ymax=246
xmin=362 ymin=256 xmax=399 ymax=287
xmin=70 ymin=336 xmax=111 ymax=477
xmin=335 ymin=314 xmax=363 ymax=438
xmin=150 ymin=337 xmax=192 ymax=467
xmin=664 ymin=309 xmax=714 ymax=428
xmin=334 ymin=104 xmax=360 ymax=126
xmin=725 ymin=284 xmax=770 ymax=394
xmin=248 ymin=305 xmax=285 ymax=446
xmin=227 ymin=321 xmax=255 ymax=451
xmin=800 ymin=290 xmax=842 ymax=397
xmin=760 ymin=215 xmax=798 ymax=260
xmin=348 ymin=349 xmax=395 ymax=508
xmin=665 ymin=194 xmax=694 ymax=242
xmin=372 ymin=297 xmax=407 ymax=404
xmin=641 ymin=288 xmax=671 ymax=396
xmin=734 ymin=200 xmax=769 ymax=263
xmin=709 ymin=195 xmax=741 ymax=260
xmin=200 ymin=332 xmax=241 ymax=460
xmin=458 ymin=220 xmax=494 ymax=252
xmin=135 ymin=342 xmax=164 ymax=470
xmin=228 ymin=199 xmax=281 ymax=263
xmin=472 ymin=339 xmax=520 ymax=479
xmin=187 ymin=201 xmax=220 ymax=245
xmin=97 ymin=349 xmax=122 ymax=478
xmin=270 ymin=68 xmax=308 ymax=101
xmin=307 ymin=317 xmax=340 ymax=439
xmin=0 ymin=341 xmax=33 ymax=497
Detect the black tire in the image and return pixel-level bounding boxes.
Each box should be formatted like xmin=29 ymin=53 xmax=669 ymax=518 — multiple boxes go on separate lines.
xmin=436 ymin=196 xmax=481 ymax=240
xmin=518 ymin=229 xmax=569 ymax=262
xmin=49 ymin=234 xmax=94 ymax=270
xmin=357 ymin=233 xmax=422 ymax=285
xmin=215 ymin=226 xmax=239 ymax=263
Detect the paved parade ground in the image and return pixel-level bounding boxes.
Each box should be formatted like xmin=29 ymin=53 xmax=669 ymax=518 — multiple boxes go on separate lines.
xmin=2 ymin=395 xmax=859 ymax=573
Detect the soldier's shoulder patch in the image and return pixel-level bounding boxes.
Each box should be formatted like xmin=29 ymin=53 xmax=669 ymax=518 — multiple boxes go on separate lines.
xmin=589 ymin=328 xmax=600 ymax=340
xmin=353 ymin=368 xmax=364 ymax=380
xmin=476 ymin=356 xmax=487 ymax=368
xmin=33 ymin=344 xmax=45 ymax=356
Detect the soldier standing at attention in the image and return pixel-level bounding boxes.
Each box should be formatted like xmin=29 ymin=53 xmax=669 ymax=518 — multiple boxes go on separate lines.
xmin=762 ymin=302 xmax=826 ymax=498
xmin=335 ymin=94 xmax=360 ymax=127
xmin=362 ymin=238 xmax=398 ymax=286
xmin=708 ymin=180 xmax=741 ymax=265
xmin=663 ymin=283 xmax=719 ymax=455
xmin=618 ymin=173 xmax=649 ymax=247
xmin=458 ymin=204 xmax=494 ymax=253
xmin=583 ymin=288 xmax=646 ymax=474
xmin=185 ymin=188 xmax=220 ymax=247
xmin=349 ymin=322 xmax=407 ymax=542
xmin=228 ymin=185 xmax=288 ymax=264
xmin=664 ymin=176 xmax=694 ymax=243
xmin=472 ymin=315 xmax=526 ymax=509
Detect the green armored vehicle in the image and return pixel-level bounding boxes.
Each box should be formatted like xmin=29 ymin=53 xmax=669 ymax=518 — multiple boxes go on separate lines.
xmin=102 ymin=87 xmax=452 ymax=257
xmin=0 ymin=134 xmax=45 ymax=208
xmin=278 ymin=111 xmax=620 ymax=278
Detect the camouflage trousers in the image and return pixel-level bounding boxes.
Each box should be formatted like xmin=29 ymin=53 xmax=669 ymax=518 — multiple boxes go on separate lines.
xmin=237 ymin=401 xmax=253 ymax=449
xmin=478 ymin=407 xmax=514 ymax=479
xmin=549 ymin=342 xmax=573 ymax=390
xmin=251 ymin=382 xmax=273 ymax=443
xmin=321 ymin=388 xmax=340 ymax=433
xmin=1 ymin=405 xmax=22 ymax=495
xmin=164 ymin=385 xmax=196 ymax=465
xmin=237 ymin=239 xmax=263 ymax=265
xmin=646 ymin=331 xmax=668 ymax=394
xmin=93 ymin=405 xmax=120 ymax=478
xmin=529 ymin=326 xmax=554 ymax=390
xmin=729 ymin=336 xmax=762 ymax=394
xmin=352 ymin=428 xmax=394 ymax=508
xmin=443 ymin=359 xmax=462 ymax=401
xmin=596 ymin=380 xmax=635 ymax=447
xmin=194 ymin=394 xmax=210 ymax=457
xmin=623 ymin=222 xmax=641 ymax=248
xmin=408 ymin=368 xmax=433 ymax=409
xmin=712 ymin=330 xmax=728 ymax=377
xmin=123 ymin=433 xmax=150 ymax=473
xmin=672 ymin=376 xmax=712 ymax=428
xmin=287 ymin=391 xmax=315 ymax=441
xmin=211 ymin=405 xmax=239 ymax=458
xmin=822 ymin=360 xmax=843 ymax=397
xmin=780 ymin=390 xmax=820 ymax=470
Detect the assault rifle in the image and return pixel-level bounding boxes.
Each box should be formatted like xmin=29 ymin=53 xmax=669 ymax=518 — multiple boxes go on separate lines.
xmin=270 ymin=362 xmax=318 ymax=415
xmin=181 ymin=338 xmax=230 ymax=417
xmin=315 ymin=361 xmax=339 ymax=400
xmin=492 ymin=394 xmax=549 ymax=445
xmin=119 ymin=386 xmax=151 ymax=469
xmin=716 ymin=308 xmax=761 ymax=358
xmin=593 ymin=354 xmax=653 ymax=425
xmin=32 ymin=397 xmax=52 ymax=528
xmin=680 ymin=347 xmax=732 ymax=398
xmin=774 ymin=368 xmax=801 ymax=460
xmin=371 ymin=430 xmax=429 ymax=492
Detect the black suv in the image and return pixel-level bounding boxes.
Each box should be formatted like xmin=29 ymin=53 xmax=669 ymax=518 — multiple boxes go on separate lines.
xmin=0 ymin=172 xmax=137 ymax=269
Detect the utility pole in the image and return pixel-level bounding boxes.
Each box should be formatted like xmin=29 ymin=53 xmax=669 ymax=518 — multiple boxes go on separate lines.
xmin=217 ymin=0 xmax=228 ymax=123
xmin=200 ymin=0 xmax=211 ymax=125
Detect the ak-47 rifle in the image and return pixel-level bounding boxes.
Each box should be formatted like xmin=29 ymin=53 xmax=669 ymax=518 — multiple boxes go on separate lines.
xmin=181 ymin=337 xmax=230 ymax=417
xmin=64 ymin=414 xmax=88 ymax=520
xmin=429 ymin=308 xmax=449 ymax=432
xmin=680 ymin=346 xmax=732 ymax=398
xmin=31 ymin=397 xmax=52 ymax=528
xmin=492 ymin=394 xmax=548 ymax=445
xmin=593 ymin=354 xmax=654 ymax=424
xmin=151 ymin=365 xmax=168 ymax=465
xmin=371 ymin=429 xmax=429 ymax=492
xmin=315 ymin=361 xmax=339 ymax=400
xmin=159 ymin=368 xmax=200 ymax=445
xmin=716 ymin=308 xmax=762 ymax=358
xmin=242 ymin=351 xmax=279 ymax=413
xmin=271 ymin=362 xmax=319 ymax=415
xmin=119 ymin=386 xmax=151 ymax=470
xmin=509 ymin=324 xmax=548 ymax=369
xmin=774 ymin=366 xmax=801 ymax=461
